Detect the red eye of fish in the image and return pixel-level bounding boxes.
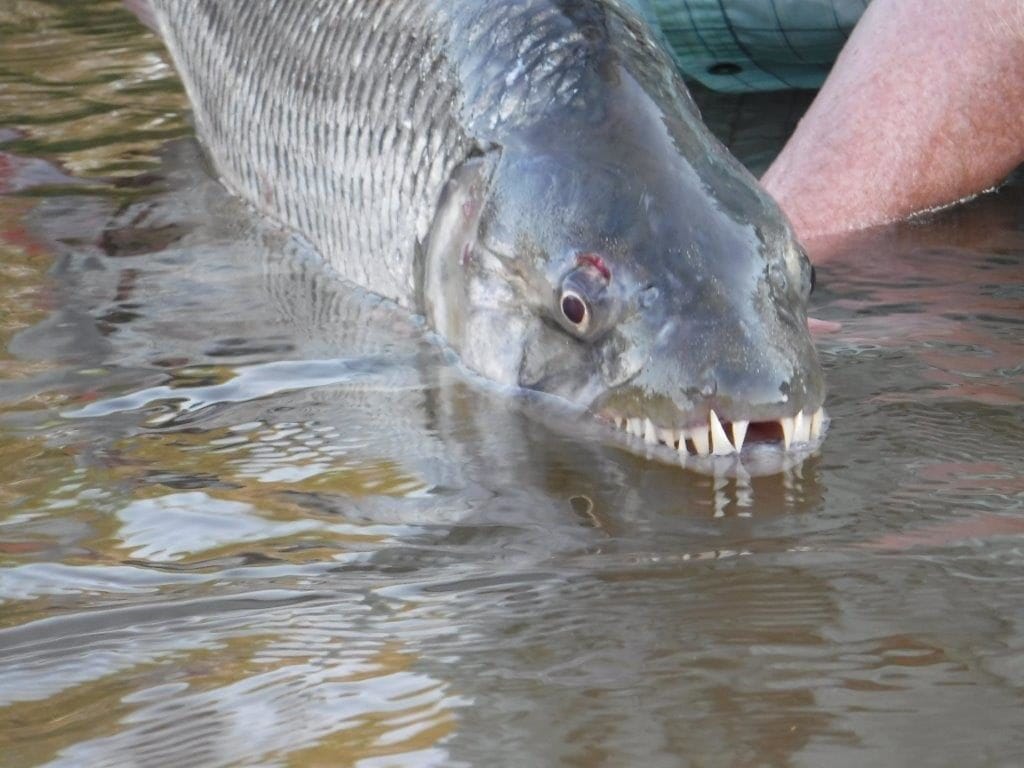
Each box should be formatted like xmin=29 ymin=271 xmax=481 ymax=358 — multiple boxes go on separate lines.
xmin=561 ymin=291 xmax=588 ymax=327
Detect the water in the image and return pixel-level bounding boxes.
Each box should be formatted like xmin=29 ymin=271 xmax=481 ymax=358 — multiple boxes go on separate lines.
xmin=2 ymin=3 xmax=1023 ymax=766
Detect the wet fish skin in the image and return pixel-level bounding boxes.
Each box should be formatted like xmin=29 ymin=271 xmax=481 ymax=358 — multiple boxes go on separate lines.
xmin=142 ymin=0 xmax=826 ymax=454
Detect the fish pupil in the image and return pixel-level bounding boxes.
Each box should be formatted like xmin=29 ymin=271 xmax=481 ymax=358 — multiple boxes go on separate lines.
xmin=562 ymin=293 xmax=587 ymax=325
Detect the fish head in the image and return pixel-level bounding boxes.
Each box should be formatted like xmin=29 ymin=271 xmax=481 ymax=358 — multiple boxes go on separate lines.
xmin=423 ymin=102 xmax=825 ymax=461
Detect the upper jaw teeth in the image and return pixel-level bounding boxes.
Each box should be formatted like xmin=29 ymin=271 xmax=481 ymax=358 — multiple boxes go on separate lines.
xmin=708 ymin=409 xmax=732 ymax=456
xmin=607 ymin=407 xmax=825 ymax=457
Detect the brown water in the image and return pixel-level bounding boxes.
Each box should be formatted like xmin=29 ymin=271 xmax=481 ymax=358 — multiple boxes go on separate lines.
xmin=2 ymin=3 xmax=1023 ymax=766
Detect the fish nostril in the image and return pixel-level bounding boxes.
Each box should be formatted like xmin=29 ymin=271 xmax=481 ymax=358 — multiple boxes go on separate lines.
xmin=639 ymin=285 xmax=659 ymax=308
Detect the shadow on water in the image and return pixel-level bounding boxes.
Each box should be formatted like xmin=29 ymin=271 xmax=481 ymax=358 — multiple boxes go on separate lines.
xmin=1 ymin=2 xmax=1023 ymax=767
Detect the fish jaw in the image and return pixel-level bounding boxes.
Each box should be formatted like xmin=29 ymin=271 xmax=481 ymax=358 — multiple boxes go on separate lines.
xmin=599 ymin=407 xmax=828 ymax=459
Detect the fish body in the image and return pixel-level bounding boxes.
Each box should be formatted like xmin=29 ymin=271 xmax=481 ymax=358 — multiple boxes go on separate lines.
xmin=140 ymin=0 xmax=826 ymax=460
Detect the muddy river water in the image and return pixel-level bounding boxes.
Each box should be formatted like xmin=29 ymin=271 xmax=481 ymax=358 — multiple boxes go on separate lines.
xmin=2 ymin=3 xmax=1023 ymax=766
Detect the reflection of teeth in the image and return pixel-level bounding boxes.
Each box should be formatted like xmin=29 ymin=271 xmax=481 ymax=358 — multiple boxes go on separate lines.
xmin=628 ymin=417 xmax=642 ymax=437
xmin=643 ymin=418 xmax=657 ymax=445
xmin=731 ymin=420 xmax=748 ymax=452
xmin=709 ymin=409 xmax=734 ymax=455
xmin=658 ymin=427 xmax=677 ymax=448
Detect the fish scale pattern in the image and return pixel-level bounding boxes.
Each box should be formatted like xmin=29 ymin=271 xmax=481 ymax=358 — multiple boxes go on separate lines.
xmin=152 ymin=0 xmax=469 ymax=305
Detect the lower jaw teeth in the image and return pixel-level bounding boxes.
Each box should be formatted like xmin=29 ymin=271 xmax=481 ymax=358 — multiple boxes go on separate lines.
xmin=607 ymin=407 xmax=826 ymax=457
xmin=690 ymin=427 xmax=710 ymax=457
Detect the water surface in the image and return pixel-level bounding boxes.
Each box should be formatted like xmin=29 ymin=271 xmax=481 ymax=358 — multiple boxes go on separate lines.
xmin=2 ymin=3 xmax=1023 ymax=766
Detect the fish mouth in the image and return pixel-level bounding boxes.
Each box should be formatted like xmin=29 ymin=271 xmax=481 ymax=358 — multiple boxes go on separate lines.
xmin=599 ymin=407 xmax=826 ymax=457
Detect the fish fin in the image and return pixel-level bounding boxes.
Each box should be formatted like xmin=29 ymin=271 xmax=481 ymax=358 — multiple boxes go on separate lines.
xmin=419 ymin=144 xmax=502 ymax=336
xmin=124 ymin=0 xmax=159 ymax=33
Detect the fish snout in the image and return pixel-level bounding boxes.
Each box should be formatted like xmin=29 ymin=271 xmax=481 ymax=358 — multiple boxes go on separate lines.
xmin=597 ymin=315 xmax=826 ymax=457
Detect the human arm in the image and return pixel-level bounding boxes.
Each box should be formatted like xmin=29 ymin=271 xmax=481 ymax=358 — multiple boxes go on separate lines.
xmin=761 ymin=0 xmax=1024 ymax=243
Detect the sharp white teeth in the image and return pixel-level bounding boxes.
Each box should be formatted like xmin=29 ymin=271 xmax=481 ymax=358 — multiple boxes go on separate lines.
xmin=810 ymin=407 xmax=824 ymax=440
xmin=731 ymin=420 xmax=748 ymax=453
xmin=780 ymin=416 xmax=794 ymax=450
xmin=611 ymin=407 xmax=826 ymax=454
xmin=794 ymin=409 xmax=812 ymax=444
xmin=643 ymin=418 xmax=658 ymax=445
xmin=677 ymin=430 xmax=690 ymax=455
xmin=691 ymin=426 xmax=711 ymax=457
xmin=709 ymin=409 xmax=735 ymax=455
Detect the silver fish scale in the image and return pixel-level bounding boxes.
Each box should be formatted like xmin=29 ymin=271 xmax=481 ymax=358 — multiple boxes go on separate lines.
xmin=151 ymin=0 xmax=469 ymax=305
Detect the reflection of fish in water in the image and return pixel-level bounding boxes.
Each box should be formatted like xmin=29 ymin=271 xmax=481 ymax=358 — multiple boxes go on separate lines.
xmin=132 ymin=0 xmax=826 ymax=465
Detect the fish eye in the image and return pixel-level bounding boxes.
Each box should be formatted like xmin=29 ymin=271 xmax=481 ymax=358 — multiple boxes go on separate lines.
xmin=560 ymin=290 xmax=590 ymax=330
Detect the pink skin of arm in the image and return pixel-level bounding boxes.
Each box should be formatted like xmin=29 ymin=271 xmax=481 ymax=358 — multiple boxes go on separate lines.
xmin=761 ymin=0 xmax=1024 ymax=245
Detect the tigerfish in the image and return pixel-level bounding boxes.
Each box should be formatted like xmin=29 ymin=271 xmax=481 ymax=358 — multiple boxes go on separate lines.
xmin=131 ymin=0 xmax=826 ymax=461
